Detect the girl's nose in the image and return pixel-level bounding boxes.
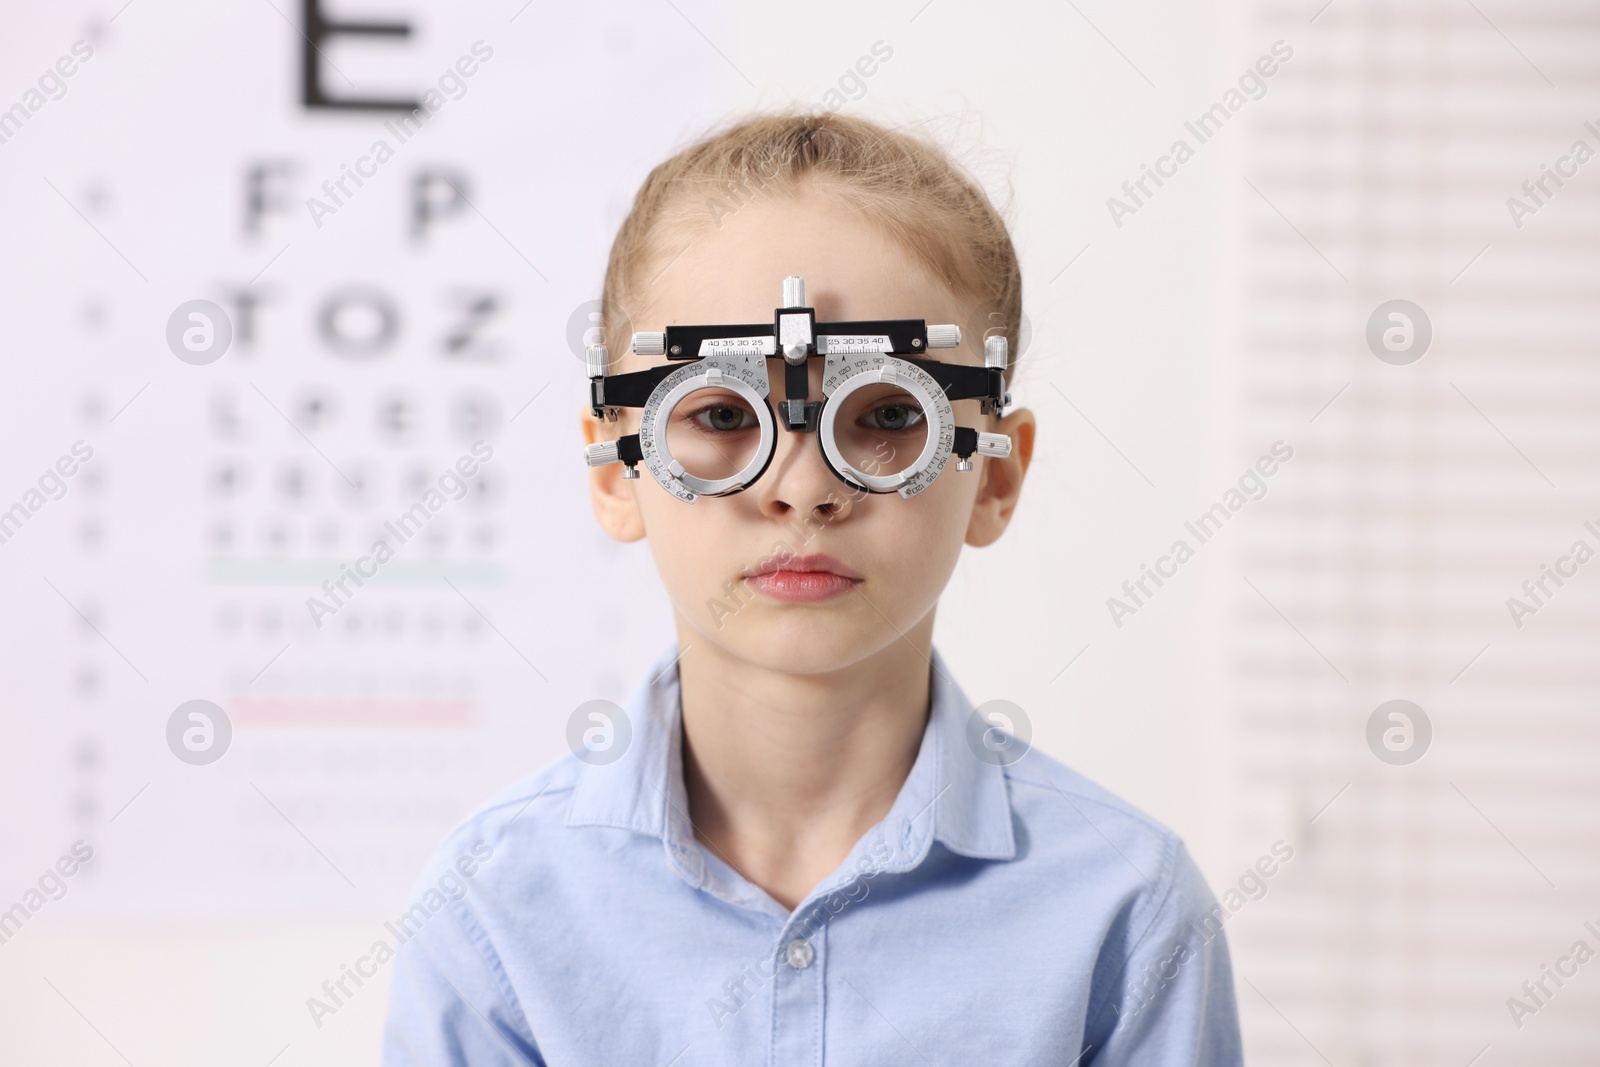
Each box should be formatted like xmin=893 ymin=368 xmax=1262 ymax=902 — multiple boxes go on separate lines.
xmin=751 ymin=360 xmax=856 ymax=523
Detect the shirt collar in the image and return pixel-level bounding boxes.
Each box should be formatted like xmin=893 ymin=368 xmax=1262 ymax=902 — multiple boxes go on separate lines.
xmin=566 ymin=639 xmax=1018 ymax=885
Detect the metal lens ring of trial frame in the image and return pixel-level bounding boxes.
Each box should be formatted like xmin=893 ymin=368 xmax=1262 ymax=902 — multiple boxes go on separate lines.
xmin=818 ymin=351 xmax=951 ymax=496
xmin=581 ymin=275 xmax=1014 ymax=503
xmin=641 ymin=346 xmax=776 ymax=502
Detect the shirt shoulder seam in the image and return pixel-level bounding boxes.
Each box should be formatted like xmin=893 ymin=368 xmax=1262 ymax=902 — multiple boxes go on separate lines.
xmin=1005 ymin=769 xmax=1176 ymax=843
xmin=446 ymin=782 xmax=578 ymax=845
xmin=446 ymin=892 xmax=539 ymax=1047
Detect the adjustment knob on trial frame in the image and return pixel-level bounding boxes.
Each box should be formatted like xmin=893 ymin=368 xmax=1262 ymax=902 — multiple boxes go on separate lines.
xmin=583 ymin=441 xmax=639 ymax=478
xmin=984 ymin=335 xmax=1008 ymax=368
xmin=976 ymin=432 xmax=1012 ymax=458
xmin=955 ymin=432 xmax=1013 ymax=473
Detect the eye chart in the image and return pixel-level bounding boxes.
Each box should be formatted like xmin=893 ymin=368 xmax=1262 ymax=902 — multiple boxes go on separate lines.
xmin=0 ymin=0 xmax=718 ymax=922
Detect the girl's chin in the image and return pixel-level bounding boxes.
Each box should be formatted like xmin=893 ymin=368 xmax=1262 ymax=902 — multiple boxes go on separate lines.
xmin=699 ymin=617 xmax=906 ymax=671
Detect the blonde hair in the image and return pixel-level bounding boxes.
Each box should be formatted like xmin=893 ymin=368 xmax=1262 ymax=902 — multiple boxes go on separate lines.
xmin=599 ymin=110 xmax=1022 ymax=388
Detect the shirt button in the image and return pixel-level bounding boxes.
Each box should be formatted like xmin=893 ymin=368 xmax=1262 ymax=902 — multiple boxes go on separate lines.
xmin=783 ymin=938 xmax=815 ymax=970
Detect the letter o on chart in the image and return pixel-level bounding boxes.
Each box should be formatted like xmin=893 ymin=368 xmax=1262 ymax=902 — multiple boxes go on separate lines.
xmin=319 ymin=289 xmax=399 ymax=357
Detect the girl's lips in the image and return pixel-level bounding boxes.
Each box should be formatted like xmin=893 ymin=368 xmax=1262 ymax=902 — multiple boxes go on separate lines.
xmin=746 ymin=552 xmax=864 ymax=581
xmin=746 ymin=570 xmax=861 ymax=602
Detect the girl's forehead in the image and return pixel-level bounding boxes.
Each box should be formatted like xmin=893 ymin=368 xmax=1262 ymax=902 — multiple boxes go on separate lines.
xmin=638 ymin=188 xmax=963 ymax=323
xmin=637 ymin=250 xmax=962 ymax=329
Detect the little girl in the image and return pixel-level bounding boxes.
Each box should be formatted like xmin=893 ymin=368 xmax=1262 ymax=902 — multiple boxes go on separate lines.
xmin=383 ymin=110 xmax=1242 ymax=1065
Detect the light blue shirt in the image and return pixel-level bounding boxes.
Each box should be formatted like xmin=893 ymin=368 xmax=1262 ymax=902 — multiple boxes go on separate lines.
xmin=381 ymin=641 xmax=1242 ymax=1065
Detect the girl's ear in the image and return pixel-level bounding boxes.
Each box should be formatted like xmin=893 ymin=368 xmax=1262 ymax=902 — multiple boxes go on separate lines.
xmin=580 ymin=407 xmax=647 ymax=542
xmin=965 ymin=406 xmax=1035 ymax=548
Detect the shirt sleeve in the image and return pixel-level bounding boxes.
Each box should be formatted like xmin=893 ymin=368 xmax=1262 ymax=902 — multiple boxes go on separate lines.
xmin=1083 ymin=840 xmax=1244 ymax=1066
xmin=381 ymin=890 xmax=544 ymax=1067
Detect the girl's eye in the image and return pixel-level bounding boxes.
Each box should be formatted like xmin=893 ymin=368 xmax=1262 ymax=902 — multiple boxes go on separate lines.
xmin=861 ymin=403 xmax=924 ymax=432
xmin=686 ymin=402 xmax=756 ymax=432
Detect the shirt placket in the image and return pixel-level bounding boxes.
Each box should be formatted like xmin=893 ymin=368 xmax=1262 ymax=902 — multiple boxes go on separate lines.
xmin=652 ymin=673 xmax=946 ymax=1066
xmin=767 ymin=918 xmax=825 ymax=1067
xmin=760 ymin=818 xmax=915 ymax=1067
